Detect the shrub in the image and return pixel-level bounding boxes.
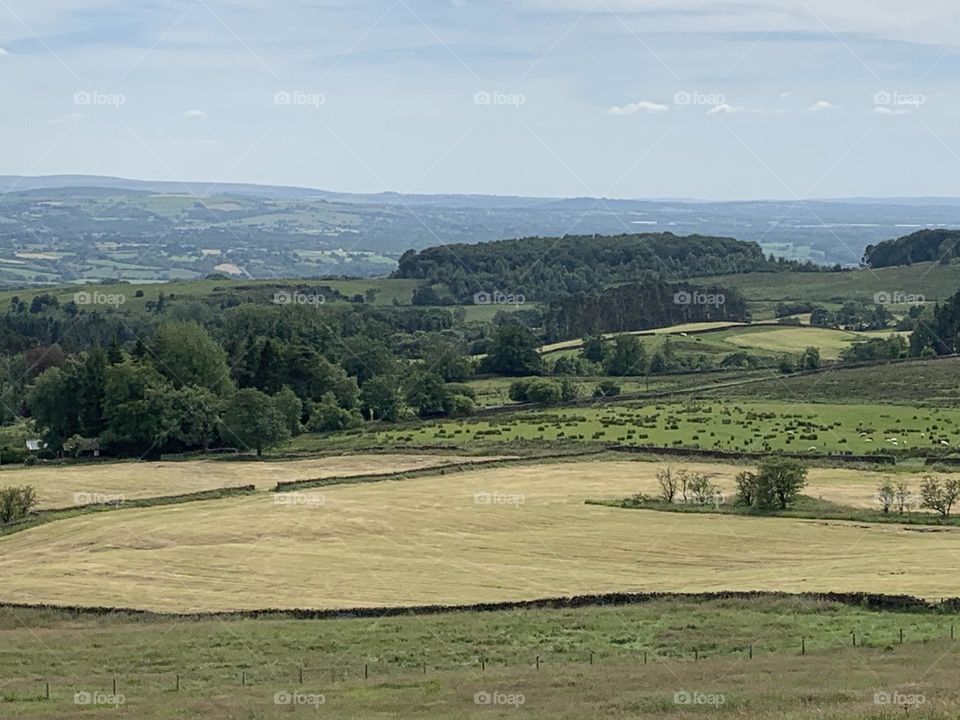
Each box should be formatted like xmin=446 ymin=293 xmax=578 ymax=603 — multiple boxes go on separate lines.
xmin=0 ymin=485 xmax=37 ymax=524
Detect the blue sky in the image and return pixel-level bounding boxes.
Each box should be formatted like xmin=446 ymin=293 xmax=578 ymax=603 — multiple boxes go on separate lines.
xmin=2 ymin=0 xmax=960 ymax=199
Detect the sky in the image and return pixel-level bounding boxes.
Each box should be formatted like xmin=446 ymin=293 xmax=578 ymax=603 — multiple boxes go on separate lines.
xmin=2 ymin=0 xmax=960 ymax=200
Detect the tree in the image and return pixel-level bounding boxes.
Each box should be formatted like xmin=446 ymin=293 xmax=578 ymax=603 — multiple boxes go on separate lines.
xmin=920 ymin=476 xmax=960 ymax=518
xmin=306 ymin=393 xmax=363 ymax=432
xmin=603 ymin=335 xmax=647 ymax=376
xmin=0 ymin=485 xmax=36 ymax=524
xmin=686 ymin=472 xmax=720 ymax=505
xmin=480 ymin=323 xmax=542 ymax=376
xmin=757 ymin=458 xmax=808 ymax=510
xmin=656 ymin=467 xmax=678 ymax=503
xmin=222 ymin=389 xmax=290 ymax=456
xmin=894 ymin=481 xmax=911 ymax=515
xmin=360 ymin=375 xmax=403 ymax=421
xmin=801 ymin=346 xmax=821 ymax=371
xmin=876 ymin=483 xmax=895 ymax=514
xmin=405 ymin=371 xmax=451 ymax=417
xmin=101 ymin=361 xmax=173 ymax=451
xmin=273 ymin=386 xmax=303 ymax=436
xmin=581 ymin=335 xmax=606 ymax=363
xmin=339 ymin=336 xmax=395 ymax=385
xmin=593 ymin=380 xmax=621 ymax=398
xmin=735 ymin=471 xmax=759 ymax=506
xmin=151 ymin=321 xmax=233 ymax=394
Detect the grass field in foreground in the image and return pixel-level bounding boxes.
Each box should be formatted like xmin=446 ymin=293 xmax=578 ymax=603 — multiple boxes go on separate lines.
xmin=2 ymin=460 xmax=959 ymax=611
xmin=1 ymin=599 xmax=958 ymax=718
xmin=0 ymin=453 xmax=503 ymax=508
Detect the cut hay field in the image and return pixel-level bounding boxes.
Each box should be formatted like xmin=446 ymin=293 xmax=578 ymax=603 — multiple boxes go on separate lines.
xmin=0 ymin=454 xmax=505 ymax=509
xmin=2 ymin=460 xmax=958 ymax=612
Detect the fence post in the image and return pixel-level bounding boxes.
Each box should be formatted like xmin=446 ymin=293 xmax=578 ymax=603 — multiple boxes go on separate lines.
xmin=113 ymin=678 xmax=117 ymax=695
xmin=801 ymin=638 xmax=805 ymax=655
xmin=45 ymin=682 xmax=49 ymax=700
xmin=899 ymin=628 xmax=903 ymax=644
xmin=535 ymin=655 xmax=540 ymax=670
xmin=748 ymin=645 xmax=753 ymax=659
xmin=589 ymin=651 xmax=594 ymax=666
xmin=481 ymin=657 xmax=485 ymax=672
xmin=241 ymin=670 xmax=246 ymax=686
xmin=643 ymin=651 xmax=647 ymax=665
xmin=299 ymin=667 xmax=303 ymax=685
xmin=423 ymin=662 xmax=427 ymax=675
xmin=176 ymin=674 xmax=180 ymax=692
xmin=851 ymin=632 xmax=856 ymax=647
xmin=364 ymin=664 xmax=368 ymax=680
xmin=694 ymin=649 xmax=698 ymax=662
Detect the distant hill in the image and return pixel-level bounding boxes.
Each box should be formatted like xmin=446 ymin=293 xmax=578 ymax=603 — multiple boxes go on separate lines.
xmin=863 ymin=228 xmax=960 ymax=268
xmin=0 ymin=175 xmax=959 ymax=285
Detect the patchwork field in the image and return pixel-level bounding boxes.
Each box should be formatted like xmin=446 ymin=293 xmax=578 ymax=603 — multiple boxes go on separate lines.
xmin=0 ymin=454 xmax=505 ymax=508
xmin=2 ymin=460 xmax=958 ymax=612
xmin=369 ymin=400 xmax=960 ymax=455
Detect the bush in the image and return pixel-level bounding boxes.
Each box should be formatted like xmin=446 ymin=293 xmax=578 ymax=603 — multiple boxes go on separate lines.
xmin=0 ymin=485 xmax=37 ymax=524
xmin=735 ymin=459 xmax=807 ymax=511
xmin=593 ymin=380 xmax=621 ymax=398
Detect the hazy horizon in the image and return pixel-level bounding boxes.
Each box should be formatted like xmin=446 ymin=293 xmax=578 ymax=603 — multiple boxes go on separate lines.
xmin=3 ymin=1 xmax=960 ymax=200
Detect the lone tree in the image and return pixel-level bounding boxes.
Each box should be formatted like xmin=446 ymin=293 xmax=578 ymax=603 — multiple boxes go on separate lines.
xmin=876 ymin=482 xmax=895 ymax=514
xmin=758 ymin=458 xmax=808 ymax=510
xmin=920 ymin=476 xmax=960 ymax=518
xmin=736 ymin=459 xmax=807 ymax=511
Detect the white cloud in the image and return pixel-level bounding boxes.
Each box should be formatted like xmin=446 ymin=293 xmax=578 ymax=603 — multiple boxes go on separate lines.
xmin=872 ymin=106 xmax=910 ymax=115
xmin=44 ymin=112 xmax=83 ymax=126
xmin=0 ymin=48 xmax=9 ymax=57
xmin=779 ymin=92 xmax=791 ymax=99
xmin=706 ymin=103 xmax=742 ymax=115
xmin=606 ymin=100 xmax=669 ymax=115
xmin=183 ymin=109 xmax=207 ymax=120
xmin=806 ymin=100 xmax=836 ymax=111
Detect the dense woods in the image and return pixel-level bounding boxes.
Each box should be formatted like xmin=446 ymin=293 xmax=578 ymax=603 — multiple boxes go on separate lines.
xmin=396 ymin=233 xmax=814 ymax=302
xmin=863 ymin=229 xmax=960 ymax=268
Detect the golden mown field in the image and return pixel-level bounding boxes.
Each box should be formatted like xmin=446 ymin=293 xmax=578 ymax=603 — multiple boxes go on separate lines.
xmin=0 ymin=459 xmax=955 ymax=612
xmin=0 ymin=453 xmax=505 ymax=508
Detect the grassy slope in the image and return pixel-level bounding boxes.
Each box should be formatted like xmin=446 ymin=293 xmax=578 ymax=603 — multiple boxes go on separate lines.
xmin=2 ymin=599 xmax=959 ymax=718
xmin=708 ymin=356 xmax=960 ymax=406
